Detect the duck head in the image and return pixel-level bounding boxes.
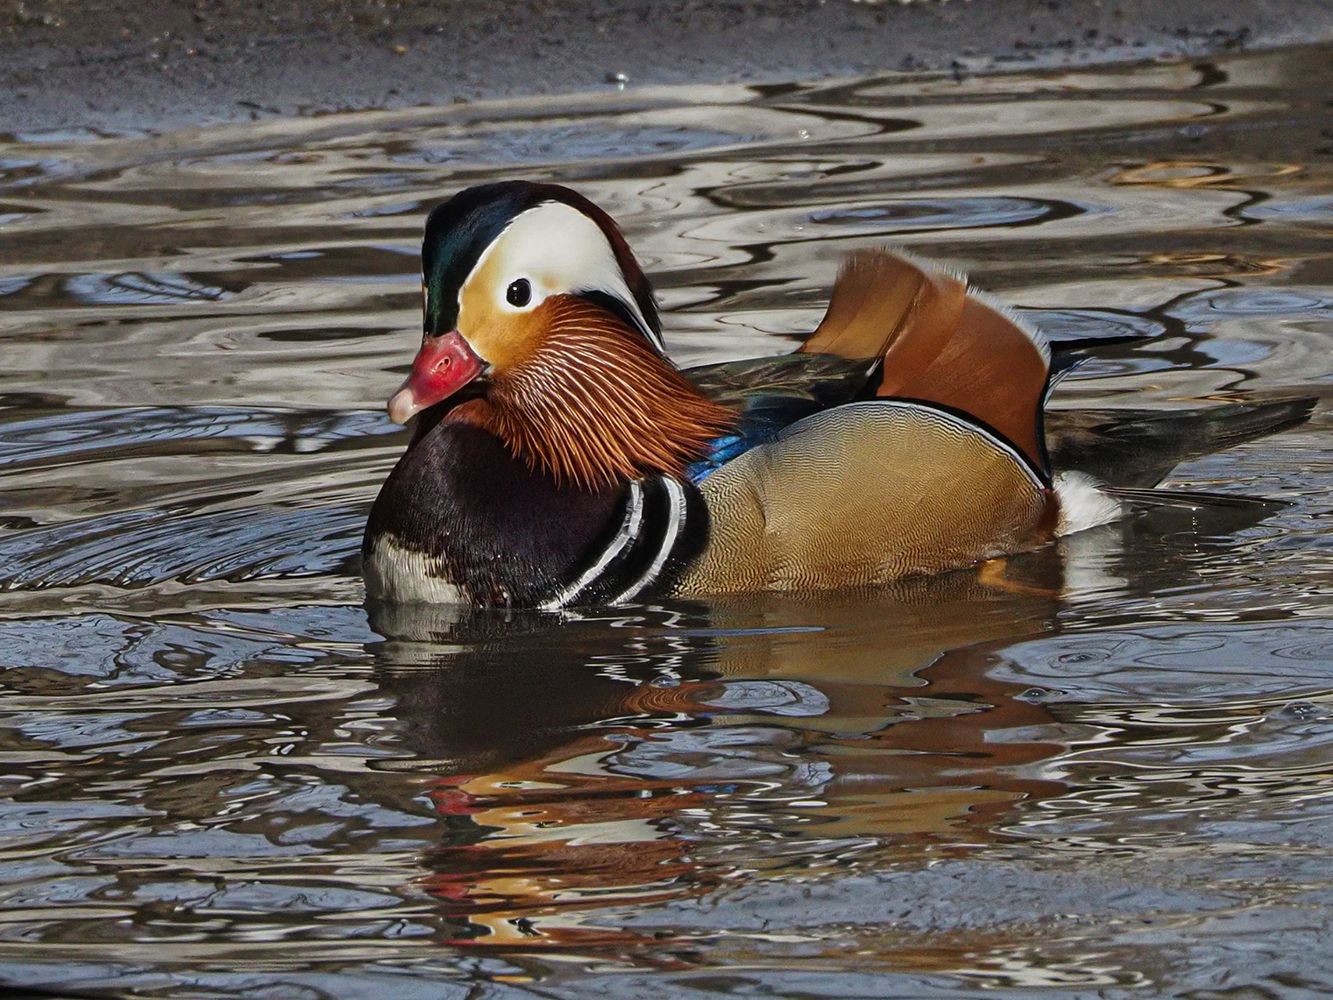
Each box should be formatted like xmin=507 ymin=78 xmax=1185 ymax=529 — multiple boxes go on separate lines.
xmin=389 ymin=181 xmax=733 ymax=488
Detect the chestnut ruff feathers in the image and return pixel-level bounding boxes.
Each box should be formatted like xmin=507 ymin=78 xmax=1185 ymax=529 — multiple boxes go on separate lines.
xmin=478 ymin=296 xmax=735 ymax=488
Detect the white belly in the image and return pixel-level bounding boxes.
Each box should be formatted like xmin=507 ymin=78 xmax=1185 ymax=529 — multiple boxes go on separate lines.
xmin=363 ymin=534 xmax=467 ymax=604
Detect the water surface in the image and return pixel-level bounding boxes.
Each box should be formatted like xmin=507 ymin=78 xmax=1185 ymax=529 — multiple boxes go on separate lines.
xmin=0 ymin=45 xmax=1330 ymax=998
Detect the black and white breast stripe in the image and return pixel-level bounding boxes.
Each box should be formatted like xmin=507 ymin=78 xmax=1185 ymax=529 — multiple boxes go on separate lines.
xmin=539 ymin=475 xmax=707 ymax=609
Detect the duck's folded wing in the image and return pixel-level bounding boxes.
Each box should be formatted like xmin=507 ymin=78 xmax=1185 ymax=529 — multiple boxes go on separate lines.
xmin=686 ymin=353 xmax=874 ymax=409
xmin=684 ymin=353 xmax=878 ymax=482
xmin=679 ymin=400 xmax=1053 ymax=595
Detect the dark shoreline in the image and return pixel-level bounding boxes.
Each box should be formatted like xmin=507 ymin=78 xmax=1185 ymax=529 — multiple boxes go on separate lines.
xmin=3 ymin=0 xmax=1332 ymax=134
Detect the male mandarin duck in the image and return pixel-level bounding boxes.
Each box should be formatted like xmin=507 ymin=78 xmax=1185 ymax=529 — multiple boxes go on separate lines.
xmin=362 ymin=181 xmax=1309 ymax=607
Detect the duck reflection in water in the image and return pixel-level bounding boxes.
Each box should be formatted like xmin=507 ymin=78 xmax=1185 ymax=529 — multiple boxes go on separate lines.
xmin=362 ymin=491 xmax=1282 ymax=951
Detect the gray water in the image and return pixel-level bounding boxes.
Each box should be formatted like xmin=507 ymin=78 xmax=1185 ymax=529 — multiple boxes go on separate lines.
xmin=0 ymin=44 xmax=1330 ymax=999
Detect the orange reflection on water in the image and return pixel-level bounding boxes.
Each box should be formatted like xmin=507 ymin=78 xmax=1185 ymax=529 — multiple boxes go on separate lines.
xmin=395 ymin=572 xmax=1076 ymax=952
xmin=1111 ymin=159 xmax=1303 ymax=189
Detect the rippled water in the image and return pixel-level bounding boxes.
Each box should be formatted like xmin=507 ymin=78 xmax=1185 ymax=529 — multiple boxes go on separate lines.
xmin=0 ymin=45 xmax=1331 ymax=998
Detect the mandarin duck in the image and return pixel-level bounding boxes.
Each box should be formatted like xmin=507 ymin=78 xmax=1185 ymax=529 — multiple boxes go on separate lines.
xmin=362 ymin=181 xmax=1310 ymax=608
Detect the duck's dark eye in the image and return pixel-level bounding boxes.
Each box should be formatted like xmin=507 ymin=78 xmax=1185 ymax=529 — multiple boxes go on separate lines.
xmin=506 ymin=278 xmax=531 ymax=307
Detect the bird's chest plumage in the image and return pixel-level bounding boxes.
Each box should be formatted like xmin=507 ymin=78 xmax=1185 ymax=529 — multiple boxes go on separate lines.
xmin=362 ymin=420 xmax=709 ymax=607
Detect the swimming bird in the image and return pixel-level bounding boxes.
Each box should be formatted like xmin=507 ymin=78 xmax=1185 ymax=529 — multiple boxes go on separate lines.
xmin=362 ymin=181 xmax=1310 ymax=607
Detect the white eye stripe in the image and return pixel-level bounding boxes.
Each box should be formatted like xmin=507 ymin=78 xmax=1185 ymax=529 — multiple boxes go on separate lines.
xmin=462 ymin=200 xmax=659 ymax=345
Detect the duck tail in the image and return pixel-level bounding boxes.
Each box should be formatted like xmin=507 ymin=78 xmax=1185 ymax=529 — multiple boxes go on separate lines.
xmin=1047 ymin=395 xmax=1319 ymax=488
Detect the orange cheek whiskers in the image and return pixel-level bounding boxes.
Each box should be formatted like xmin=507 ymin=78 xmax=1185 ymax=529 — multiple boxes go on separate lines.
xmin=481 ymin=297 xmax=735 ymax=490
